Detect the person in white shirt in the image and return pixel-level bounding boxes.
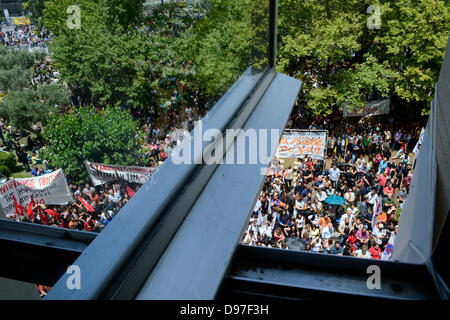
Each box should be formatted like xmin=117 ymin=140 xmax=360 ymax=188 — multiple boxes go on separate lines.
xmin=248 ymin=219 xmax=259 ymax=235
xmin=308 ymin=212 xmax=321 ymax=227
xmin=365 ymin=189 xmax=379 ymax=206
xmin=242 ymin=229 xmax=258 ymax=245
xmin=321 ymin=222 xmax=334 ymax=240
xmin=372 ymin=222 xmax=388 ymax=245
xmin=328 ymin=165 xmax=340 ymax=187
xmin=340 ymin=208 xmax=355 ymax=226
xmin=295 ymin=213 xmax=305 ymax=231
xmin=284 ymin=167 xmax=294 ymax=189
xmin=344 ymin=187 xmax=356 ymax=204
xmin=311 ymin=198 xmax=322 ymax=214
xmin=317 ymin=189 xmax=327 ymax=202
xmin=258 ymin=221 xmax=272 ymax=239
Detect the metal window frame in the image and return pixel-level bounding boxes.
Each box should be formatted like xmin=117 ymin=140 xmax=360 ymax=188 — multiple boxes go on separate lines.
xmin=0 ymin=220 xmax=96 ymax=286
xmin=219 ymin=245 xmax=439 ymax=300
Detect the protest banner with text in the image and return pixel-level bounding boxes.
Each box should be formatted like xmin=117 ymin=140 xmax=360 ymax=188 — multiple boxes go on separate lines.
xmin=276 ymin=131 xmax=327 ymax=159
xmin=84 ymin=161 xmax=156 ymax=186
xmin=0 ymin=169 xmax=73 ymax=219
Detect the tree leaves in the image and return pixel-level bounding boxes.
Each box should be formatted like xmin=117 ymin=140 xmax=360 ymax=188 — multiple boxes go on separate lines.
xmin=42 ymin=105 xmax=141 ymax=182
xmin=278 ymin=0 xmax=449 ymax=115
xmin=0 ymin=83 xmax=69 ymax=130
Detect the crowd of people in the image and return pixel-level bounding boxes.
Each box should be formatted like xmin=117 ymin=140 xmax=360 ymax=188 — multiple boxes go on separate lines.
xmin=0 ymin=24 xmax=51 ymax=49
xmin=242 ymin=98 xmax=424 ymax=260
xmin=31 ymin=59 xmax=59 ymax=86
xmin=0 ymin=10 xmax=213 ymax=233
xmin=12 ymin=180 xmax=139 ymax=233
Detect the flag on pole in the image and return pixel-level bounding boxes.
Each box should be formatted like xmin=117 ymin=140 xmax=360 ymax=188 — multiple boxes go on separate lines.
xmin=372 ymin=198 xmax=382 ymax=230
xmin=13 ymin=195 xmax=24 ymax=217
xmin=26 ymin=196 xmax=35 ymax=219
xmin=37 ymin=205 xmax=49 ymax=225
xmin=78 ymin=195 xmax=95 ymax=213
xmin=381 ymin=243 xmax=394 ymax=260
xmin=126 ymin=186 xmax=136 ymax=198
xmin=270 ymin=213 xmax=277 ymax=230
xmin=45 ymin=209 xmax=60 ymax=221
xmin=257 ymin=209 xmax=263 ymax=226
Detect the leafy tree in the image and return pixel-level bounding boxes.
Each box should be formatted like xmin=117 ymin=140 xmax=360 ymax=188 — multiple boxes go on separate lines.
xmin=42 ymin=0 xmax=175 ymax=109
xmin=374 ymin=0 xmax=449 ymax=109
xmin=0 ymin=46 xmax=45 ymax=92
xmin=37 ymin=83 xmax=71 ymax=108
xmin=278 ymin=0 xmax=450 ymax=115
xmin=22 ymin=0 xmax=47 ymax=25
xmin=42 ymin=105 xmax=142 ymax=182
xmin=176 ymin=0 xmax=269 ymax=97
xmin=40 ymin=0 xmax=100 ymax=36
xmin=101 ymin=0 xmax=146 ymax=31
xmin=0 ymin=84 xmax=69 ymax=131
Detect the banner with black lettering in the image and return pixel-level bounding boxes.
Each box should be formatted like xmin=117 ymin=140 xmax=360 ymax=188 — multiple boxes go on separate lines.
xmin=343 ymin=99 xmax=390 ymax=117
xmin=84 ymin=161 xmax=155 ymax=186
xmin=0 ymin=169 xmax=73 ymax=219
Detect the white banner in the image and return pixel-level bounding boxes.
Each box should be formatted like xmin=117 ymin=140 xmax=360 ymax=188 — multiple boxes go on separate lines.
xmin=276 ymin=131 xmax=327 ymax=159
xmin=84 ymin=161 xmax=156 ymax=186
xmin=343 ymin=99 xmax=390 ymax=117
xmin=0 ymin=169 xmax=73 ymax=219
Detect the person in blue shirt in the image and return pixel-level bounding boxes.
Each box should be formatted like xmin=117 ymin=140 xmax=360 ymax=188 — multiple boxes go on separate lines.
xmin=103 ymin=213 xmax=113 ymax=226
xmin=276 ymin=211 xmax=288 ymax=231
xmin=30 ymin=165 xmax=38 ymax=177
xmin=378 ymin=157 xmax=389 ymax=174
xmin=330 ymin=241 xmax=343 ymax=255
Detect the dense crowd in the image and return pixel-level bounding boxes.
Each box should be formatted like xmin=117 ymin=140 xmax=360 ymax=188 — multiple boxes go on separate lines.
xmin=0 ymin=13 xmax=212 ymax=233
xmin=31 ymin=60 xmax=59 ymax=86
xmin=242 ymin=99 xmax=424 ymax=260
xmin=12 ymin=180 xmax=139 ymax=233
xmin=0 ymin=24 xmax=51 ymax=48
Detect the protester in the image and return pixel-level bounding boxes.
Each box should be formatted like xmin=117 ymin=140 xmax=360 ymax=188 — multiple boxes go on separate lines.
xmin=241 ymin=97 xmax=422 ymax=260
xmin=8 ymin=180 xmax=140 ymax=233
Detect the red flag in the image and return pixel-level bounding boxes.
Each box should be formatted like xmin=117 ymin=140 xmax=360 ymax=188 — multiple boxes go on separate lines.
xmin=37 ymin=205 xmax=49 ymax=225
xmin=45 ymin=209 xmax=60 ymax=221
xmin=26 ymin=196 xmax=36 ymax=219
xmin=78 ymin=195 xmax=95 ymax=212
xmin=13 ymin=196 xmax=24 ymax=217
xmin=126 ymin=186 xmax=136 ymax=198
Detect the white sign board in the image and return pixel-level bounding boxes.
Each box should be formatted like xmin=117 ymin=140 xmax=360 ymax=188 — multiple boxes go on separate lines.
xmin=276 ymin=131 xmax=327 ymax=159
xmin=0 ymin=169 xmax=73 ymax=219
xmin=84 ymin=161 xmax=156 ymax=186
xmin=343 ymin=99 xmax=390 ymax=117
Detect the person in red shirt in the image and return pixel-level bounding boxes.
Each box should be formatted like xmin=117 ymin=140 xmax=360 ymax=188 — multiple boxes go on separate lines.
xmin=84 ymin=216 xmax=94 ymax=232
xmin=377 ymin=172 xmax=388 ymax=187
xmin=306 ymin=157 xmax=313 ymax=171
xmin=346 ymin=230 xmax=357 ymax=249
xmin=90 ymin=191 xmax=101 ymax=205
xmin=383 ymin=184 xmax=394 ymax=196
xmin=402 ymin=173 xmax=412 ymax=192
xmin=369 ymin=243 xmax=381 ymax=259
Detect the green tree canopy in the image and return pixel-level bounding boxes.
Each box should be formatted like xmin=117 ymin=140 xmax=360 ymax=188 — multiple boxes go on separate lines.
xmin=41 ymin=0 xmax=180 ymax=109
xmin=42 ymin=105 xmax=142 ymax=182
xmin=278 ymin=0 xmax=450 ymax=115
xmin=176 ymin=0 xmax=269 ymax=97
xmin=0 ymin=46 xmax=45 ymax=92
xmin=0 ymin=83 xmax=70 ymax=130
